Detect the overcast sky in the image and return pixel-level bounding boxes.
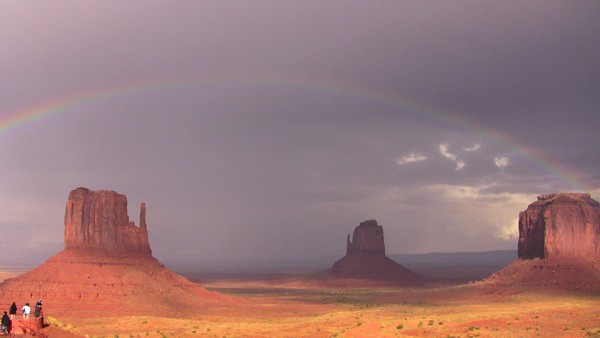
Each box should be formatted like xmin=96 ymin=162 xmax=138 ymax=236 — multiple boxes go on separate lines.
xmin=1 ymin=1 xmax=599 ymax=266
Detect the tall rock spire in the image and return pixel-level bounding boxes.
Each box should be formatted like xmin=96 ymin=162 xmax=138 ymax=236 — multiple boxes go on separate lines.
xmin=140 ymin=202 xmax=147 ymax=229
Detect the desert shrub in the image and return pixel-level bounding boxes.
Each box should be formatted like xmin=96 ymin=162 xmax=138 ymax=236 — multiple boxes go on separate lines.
xmin=396 ymin=324 xmax=404 ymax=330
xmin=46 ymin=316 xmax=62 ymax=327
xmin=356 ymin=322 xmax=363 ymax=326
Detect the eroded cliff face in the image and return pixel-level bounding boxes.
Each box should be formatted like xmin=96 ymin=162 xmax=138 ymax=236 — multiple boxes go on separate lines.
xmin=0 ymin=187 xmax=230 ymax=317
xmin=64 ymin=187 xmax=151 ymax=254
xmin=518 ymin=193 xmax=600 ymax=259
xmin=346 ymin=219 xmax=386 ymax=255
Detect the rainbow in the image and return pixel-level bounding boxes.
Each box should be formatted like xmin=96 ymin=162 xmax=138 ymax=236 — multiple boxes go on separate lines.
xmin=0 ymin=73 xmax=594 ymax=192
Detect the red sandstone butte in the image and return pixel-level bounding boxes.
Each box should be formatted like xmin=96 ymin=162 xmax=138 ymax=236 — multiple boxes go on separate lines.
xmin=329 ymin=220 xmax=426 ymax=283
xmin=518 ymin=192 xmax=600 ymax=259
xmin=346 ymin=219 xmax=386 ymax=255
xmin=64 ymin=187 xmax=151 ymax=253
xmin=485 ymin=193 xmax=600 ymax=292
xmin=0 ymin=187 xmax=231 ymax=318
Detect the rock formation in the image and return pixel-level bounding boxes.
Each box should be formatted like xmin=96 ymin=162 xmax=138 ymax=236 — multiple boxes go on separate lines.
xmin=485 ymin=193 xmax=600 ymax=292
xmin=0 ymin=187 xmax=231 ymax=319
xmin=518 ymin=193 xmax=600 ymax=259
xmin=346 ymin=219 xmax=386 ymax=255
xmin=329 ymin=220 xmax=426 ymax=283
xmin=64 ymin=187 xmax=151 ymax=253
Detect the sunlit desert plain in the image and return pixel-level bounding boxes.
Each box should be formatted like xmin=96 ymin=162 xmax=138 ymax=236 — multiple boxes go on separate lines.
xmin=3 ymin=267 xmax=599 ymax=338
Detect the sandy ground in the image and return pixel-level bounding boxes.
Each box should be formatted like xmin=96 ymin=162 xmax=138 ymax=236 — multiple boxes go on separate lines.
xmin=2 ymin=268 xmax=600 ymax=337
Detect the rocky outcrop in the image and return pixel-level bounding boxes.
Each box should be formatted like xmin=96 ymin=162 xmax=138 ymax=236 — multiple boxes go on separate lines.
xmin=518 ymin=193 xmax=600 ymax=259
xmin=329 ymin=220 xmax=426 ymax=283
xmin=0 ymin=187 xmax=232 ymax=318
xmin=485 ymin=193 xmax=600 ymax=292
xmin=484 ymin=255 xmax=600 ymax=292
xmin=346 ymin=219 xmax=385 ymax=255
xmin=64 ymin=187 xmax=151 ymax=254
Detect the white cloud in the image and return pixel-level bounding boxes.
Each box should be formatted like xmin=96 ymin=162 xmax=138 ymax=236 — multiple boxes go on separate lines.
xmin=361 ymin=183 xmax=537 ymax=253
xmin=427 ymin=183 xmax=491 ymax=200
xmin=494 ymin=156 xmax=509 ymax=168
xmin=439 ymin=144 xmax=465 ymax=170
xmin=463 ymin=143 xmax=481 ymax=151
xmin=439 ymin=144 xmax=456 ymax=160
xmin=497 ymin=219 xmax=519 ymax=240
xmin=590 ymin=188 xmax=600 ymax=201
xmin=396 ymin=153 xmax=427 ymax=166
xmin=425 ymin=183 xmax=536 ymax=241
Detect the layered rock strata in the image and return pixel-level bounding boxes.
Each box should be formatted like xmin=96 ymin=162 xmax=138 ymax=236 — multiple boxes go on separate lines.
xmin=518 ymin=193 xmax=600 ymax=259
xmin=0 ymin=187 xmax=229 ymax=318
xmin=64 ymin=187 xmax=151 ymax=253
xmin=486 ymin=193 xmax=600 ymax=292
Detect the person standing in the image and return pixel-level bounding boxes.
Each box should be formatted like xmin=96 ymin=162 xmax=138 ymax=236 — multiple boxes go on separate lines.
xmin=8 ymin=302 xmax=16 ymax=319
xmin=0 ymin=311 xmax=9 ymax=334
xmin=34 ymin=299 xmax=43 ymax=318
xmin=21 ymin=302 xmax=30 ymax=319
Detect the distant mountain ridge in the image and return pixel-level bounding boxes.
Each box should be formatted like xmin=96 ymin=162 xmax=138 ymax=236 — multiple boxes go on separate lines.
xmin=390 ymin=249 xmax=517 ymax=267
xmin=3 ymin=249 xmax=517 ymax=284
xmin=162 ymin=249 xmax=517 ymax=282
xmin=391 ymin=250 xmax=517 ymax=282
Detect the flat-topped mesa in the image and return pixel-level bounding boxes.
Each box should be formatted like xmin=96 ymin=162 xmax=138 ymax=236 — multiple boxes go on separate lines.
xmin=346 ymin=219 xmax=385 ymax=255
xmin=64 ymin=187 xmax=151 ymax=254
xmin=518 ymin=192 xmax=600 ymax=259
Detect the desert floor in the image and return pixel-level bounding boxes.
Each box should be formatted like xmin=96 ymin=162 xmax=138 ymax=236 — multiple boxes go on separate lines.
xmin=2 ymin=268 xmax=600 ymax=337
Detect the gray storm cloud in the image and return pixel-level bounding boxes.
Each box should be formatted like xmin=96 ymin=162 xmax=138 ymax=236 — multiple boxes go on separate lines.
xmin=0 ymin=1 xmax=599 ymax=266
